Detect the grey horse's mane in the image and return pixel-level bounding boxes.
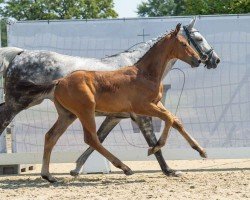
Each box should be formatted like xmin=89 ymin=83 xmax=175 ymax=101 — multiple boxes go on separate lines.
xmin=104 ymin=31 xmax=169 ymax=60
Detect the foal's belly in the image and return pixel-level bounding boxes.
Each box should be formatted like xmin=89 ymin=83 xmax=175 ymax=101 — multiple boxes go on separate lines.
xmin=95 ymin=93 xmax=133 ymax=113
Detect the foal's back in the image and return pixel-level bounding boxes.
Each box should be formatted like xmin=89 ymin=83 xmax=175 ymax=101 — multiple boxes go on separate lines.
xmin=54 ymin=67 xmax=145 ymax=115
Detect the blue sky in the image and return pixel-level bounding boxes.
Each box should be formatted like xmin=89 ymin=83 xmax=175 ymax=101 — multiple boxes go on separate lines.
xmin=114 ymin=0 xmax=145 ymax=18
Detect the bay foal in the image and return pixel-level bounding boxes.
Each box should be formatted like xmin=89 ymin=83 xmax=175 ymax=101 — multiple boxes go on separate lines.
xmin=43 ymin=24 xmax=206 ymax=180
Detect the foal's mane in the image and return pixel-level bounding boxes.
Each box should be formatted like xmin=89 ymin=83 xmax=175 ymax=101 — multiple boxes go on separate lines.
xmin=134 ymin=30 xmax=176 ymax=66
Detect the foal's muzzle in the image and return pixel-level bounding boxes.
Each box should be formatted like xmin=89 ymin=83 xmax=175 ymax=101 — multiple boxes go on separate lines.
xmin=191 ymin=58 xmax=201 ymax=68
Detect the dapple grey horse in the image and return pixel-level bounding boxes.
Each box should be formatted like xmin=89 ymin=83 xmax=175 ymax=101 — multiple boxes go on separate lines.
xmin=0 ymin=19 xmax=220 ymax=182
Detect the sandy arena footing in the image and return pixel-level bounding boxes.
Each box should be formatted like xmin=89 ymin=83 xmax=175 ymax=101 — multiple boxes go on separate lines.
xmin=0 ymin=159 xmax=249 ymax=200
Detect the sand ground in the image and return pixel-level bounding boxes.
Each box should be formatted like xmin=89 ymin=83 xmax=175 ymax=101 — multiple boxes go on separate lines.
xmin=0 ymin=159 xmax=249 ymax=200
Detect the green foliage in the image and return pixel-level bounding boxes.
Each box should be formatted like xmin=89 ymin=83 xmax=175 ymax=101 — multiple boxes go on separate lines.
xmin=137 ymin=0 xmax=177 ymax=16
xmin=0 ymin=0 xmax=118 ymax=20
xmin=137 ymin=0 xmax=250 ymax=17
xmin=182 ymin=0 xmax=209 ymax=15
xmin=1 ymin=19 xmax=7 ymax=47
xmin=0 ymin=0 xmax=117 ymax=46
xmin=228 ymin=0 xmax=250 ymax=14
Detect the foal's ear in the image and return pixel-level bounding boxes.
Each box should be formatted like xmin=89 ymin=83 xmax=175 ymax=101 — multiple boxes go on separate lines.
xmin=173 ymin=23 xmax=181 ymax=37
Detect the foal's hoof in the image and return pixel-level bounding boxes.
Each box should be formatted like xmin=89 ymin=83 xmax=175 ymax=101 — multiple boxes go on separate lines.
xmin=124 ymin=168 xmax=134 ymax=176
xmin=200 ymin=150 xmax=207 ymax=158
xmin=163 ymin=169 xmax=183 ymax=177
xmin=192 ymin=146 xmax=207 ymax=158
xmin=148 ymin=146 xmax=160 ymax=156
xmin=70 ymin=170 xmax=80 ymax=177
xmin=41 ymin=175 xmax=58 ymax=183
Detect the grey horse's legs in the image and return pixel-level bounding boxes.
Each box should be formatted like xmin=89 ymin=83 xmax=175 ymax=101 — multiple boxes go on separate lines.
xmin=132 ymin=116 xmax=181 ymax=176
xmin=70 ymin=116 xmax=121 ymax=176
xmin=71 ymin=115 xmax=180 ymax=177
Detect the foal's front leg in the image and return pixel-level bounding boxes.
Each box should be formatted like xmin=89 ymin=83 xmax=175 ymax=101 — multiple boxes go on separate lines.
xmin=171 ymin=117 xmax=207 ymax=158
xmin=137 ymin=102 xmax=206 ymax=158
xmin=152 ymin=102 xmax=206 ymax=157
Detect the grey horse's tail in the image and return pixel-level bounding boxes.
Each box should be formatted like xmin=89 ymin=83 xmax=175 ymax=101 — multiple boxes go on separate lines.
xmin=16 ymin=80 xmax=59 ymax=97
xmin=0 ymin=80 xmax=58 ymax=135
xmin=0 ymin=47 xmax=24 ymax=135
xmin=0 ymin=47 xmax=24 ymax=73
xmin=0 ymin=102 xmax=18 ymax=135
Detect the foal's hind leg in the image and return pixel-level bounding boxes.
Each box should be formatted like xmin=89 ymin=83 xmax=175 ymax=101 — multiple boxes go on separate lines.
xmin=70 ymin=116 xmax=121 ymax=177
xmin=78 ymin=110 xmax=133 ymax=175
xmin=41 ymin=102 xmax=76 ymax=183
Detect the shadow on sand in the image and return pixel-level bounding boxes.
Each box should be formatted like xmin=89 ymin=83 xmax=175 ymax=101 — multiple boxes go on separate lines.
xmin=0 ymin=167 xmax=249 ymax=189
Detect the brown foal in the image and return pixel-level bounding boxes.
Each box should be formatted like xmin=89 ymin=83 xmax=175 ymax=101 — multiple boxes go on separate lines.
xmin=40 ymin=24 xmax=207 ymax=182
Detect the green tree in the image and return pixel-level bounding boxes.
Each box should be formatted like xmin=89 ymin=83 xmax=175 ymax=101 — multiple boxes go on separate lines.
xmin=174 ymin=0 xmax=186 ymax=15
xmin=228 ymin=0 xmax=250 ymax=14
xmin=182 ymin=0 xmax=209 ymax=15
xmin=0 ymin=0 xmax=118 ymax=20
xmin=137 ymin=0 xmax=250 ymax=17
xmin=137 ymin=0 xmax=177 ymax=17
xmin=0 ymin=0 xmax=117 ymax=46
xmin=1 ymin=19 xmax=7 ymax=47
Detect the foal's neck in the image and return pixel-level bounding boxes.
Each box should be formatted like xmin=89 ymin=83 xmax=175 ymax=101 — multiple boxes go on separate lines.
xmin=135 ymin=35 xmax=174 ymax=83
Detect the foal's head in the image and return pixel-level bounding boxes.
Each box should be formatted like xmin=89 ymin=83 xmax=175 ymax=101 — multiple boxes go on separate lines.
xmin=169 ymin=24 xmax=201 ymax=68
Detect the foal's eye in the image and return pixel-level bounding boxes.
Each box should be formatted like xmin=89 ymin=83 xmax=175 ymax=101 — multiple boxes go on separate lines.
xmin=182 ymin=43 xmax=187 ymax=47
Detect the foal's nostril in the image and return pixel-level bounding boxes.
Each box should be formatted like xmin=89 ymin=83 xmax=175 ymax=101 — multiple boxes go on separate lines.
xmin=198 ymin=60 xmax=201 ymax=64
xmin=216 ymin=58 xmax=220 ymax=64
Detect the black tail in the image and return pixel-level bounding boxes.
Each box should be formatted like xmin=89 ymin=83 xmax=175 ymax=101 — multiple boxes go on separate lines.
xmin=0 ymin=103 xmax=18 ymax=135
xmin=16 ymin=80 xmax=58 ymax=96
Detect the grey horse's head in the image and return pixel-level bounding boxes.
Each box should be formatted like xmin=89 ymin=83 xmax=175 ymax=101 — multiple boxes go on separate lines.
xmin=182 ymin=18 xmax=220 ymax=69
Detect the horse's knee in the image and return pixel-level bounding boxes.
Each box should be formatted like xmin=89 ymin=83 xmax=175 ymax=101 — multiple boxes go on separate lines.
xmin=172 ymin=118 xmax=184 ymax=131
xmin=84 ymin=134 xmax=97 ymax=146
xmin=44 ymin=136 xmax=54 ymax=149
xmin=44 ymin=132 xmax=52 ymax=144
xmin=164 ymin=115 xmax=174 ymax=126
xmin=84 ymin=137 xmax=91 ymax=145
xmin=158 ymin=139 xmax=166 ymax=147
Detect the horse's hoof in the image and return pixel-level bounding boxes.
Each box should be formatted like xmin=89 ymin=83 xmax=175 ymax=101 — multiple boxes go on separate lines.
xmin=41 ymin=175 xmax=58 ymax=183
xmin=70 ymin=170 xmax=79 ymax=177
xmin=164 ymin=169 xmax=183 ymax=177
xmin=124 ymin=168 xmax=133 ymax=176
xmin=192 ymin=146 xmax=207 ymax=158
xmin=199 ymin=149 xmax=207 ymax=158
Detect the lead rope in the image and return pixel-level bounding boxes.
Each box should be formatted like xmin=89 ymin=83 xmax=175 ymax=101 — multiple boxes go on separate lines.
xmin=119 ymin=67 xmax=186 ymax=149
